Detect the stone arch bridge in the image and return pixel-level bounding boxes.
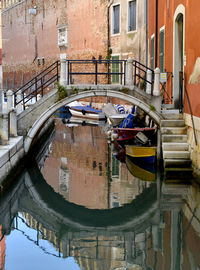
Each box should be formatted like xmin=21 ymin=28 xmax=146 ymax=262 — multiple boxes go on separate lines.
xmin=15 ymin=84 xmax=162 ymax=153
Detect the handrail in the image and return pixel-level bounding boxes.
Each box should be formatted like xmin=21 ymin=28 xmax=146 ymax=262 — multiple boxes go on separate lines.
xmin=181 ymin=71 xmax=198 ymax=146
xmin=14 ymin=61 xmax=60 ymax=109
xmin=133 ymin=60 xmax=154 ymax=95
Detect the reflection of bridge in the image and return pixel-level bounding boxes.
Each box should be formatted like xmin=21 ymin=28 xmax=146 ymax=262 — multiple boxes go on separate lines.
xmin=0 ymin=164 xmax=188 ymax=269
xmin=0 ymin=165 xmax=159 ymax=234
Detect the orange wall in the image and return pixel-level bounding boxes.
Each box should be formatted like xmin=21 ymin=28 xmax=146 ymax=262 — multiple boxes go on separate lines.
xmin=148 ymin=0 xmax=200 ymax=117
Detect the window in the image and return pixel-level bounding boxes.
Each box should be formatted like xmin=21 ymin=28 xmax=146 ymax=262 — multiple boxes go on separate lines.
xmin=112 ymin=55 xmax=120 ymax=84
xmin=159 ymin=29 xmax=165 ymax=72
xmin=150 ymin=36 xmax=155 ymax=70
xmin=113 ymin=4 xmax=120 ymax=34
xmin=128 ymin=0 xmax=136 ymax=31
xmin=111 ymin=154 xmax=119 ymax=177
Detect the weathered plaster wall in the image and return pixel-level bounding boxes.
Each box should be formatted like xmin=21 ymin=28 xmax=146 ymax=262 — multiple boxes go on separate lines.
xmin=110 ymin=0 xmax=147 ymax=64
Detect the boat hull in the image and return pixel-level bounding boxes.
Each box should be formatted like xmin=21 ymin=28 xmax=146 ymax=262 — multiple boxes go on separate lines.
xmin=126 ymin=157 xmax=156 ymax=182
xmin=113 ymin=127 xmax=156 ymax=142
xmin=125 ymin=145 xmax=156 ymax=164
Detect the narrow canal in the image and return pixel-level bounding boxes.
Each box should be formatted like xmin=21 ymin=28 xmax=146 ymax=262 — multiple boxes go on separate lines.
xmin=0 ymin=118 xmax=200 ymax=269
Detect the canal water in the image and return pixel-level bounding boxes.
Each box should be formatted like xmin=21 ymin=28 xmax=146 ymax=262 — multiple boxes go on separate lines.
xmin=0 ymin=118 xmax=200 ymax=269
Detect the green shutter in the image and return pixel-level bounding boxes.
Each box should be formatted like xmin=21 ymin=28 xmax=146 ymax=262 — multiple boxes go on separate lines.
xmin=159 ymin=30 xmax=165 ymax=72
xmin=112 ymin=56 xmax=120 ymax=84
xmin=112 ymin=155 xmax=119 ymax=177
xmin=150 ymin=37 xmax=155 ymax=70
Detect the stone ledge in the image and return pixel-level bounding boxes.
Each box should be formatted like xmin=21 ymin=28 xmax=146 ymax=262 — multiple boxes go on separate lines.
xmin=0 ymin=137 xmax=24 ymax=184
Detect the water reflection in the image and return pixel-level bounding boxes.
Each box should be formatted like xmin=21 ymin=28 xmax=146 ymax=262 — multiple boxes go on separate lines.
xmin=39 ymin=119 xmax=153 ymax=209
xmin=0 ymin=119 xmax=200 ymax=269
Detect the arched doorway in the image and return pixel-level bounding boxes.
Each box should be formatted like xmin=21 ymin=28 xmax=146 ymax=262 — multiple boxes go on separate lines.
xmin=173 ymin=7 xmax=185 ymax=111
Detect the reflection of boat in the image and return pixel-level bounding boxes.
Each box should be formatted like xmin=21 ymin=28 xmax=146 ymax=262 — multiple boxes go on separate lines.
xmin=125 ymin=145 xmax=156 ymax=164
xmin=62 ymin=117 xmax=105 ymax=127
xmin=68 ymin=101 xmax=106 ymax=120
xmin=113 ymin=127 xmax=156 ymax=143
xmin=126 ymin=156 xmax=156 ymax=181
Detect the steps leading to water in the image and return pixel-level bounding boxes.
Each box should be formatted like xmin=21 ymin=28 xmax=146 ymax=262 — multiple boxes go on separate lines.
xmin=161 ymin=112 xmax=193 ymax=182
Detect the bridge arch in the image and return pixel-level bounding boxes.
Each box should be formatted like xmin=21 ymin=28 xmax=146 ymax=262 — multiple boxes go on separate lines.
xmin=24 ymin=89 xmax=161 ymax=153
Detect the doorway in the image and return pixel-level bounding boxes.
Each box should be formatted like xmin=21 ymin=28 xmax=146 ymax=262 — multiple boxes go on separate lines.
xmin=173 ymin=13 xmax=184 ymax=110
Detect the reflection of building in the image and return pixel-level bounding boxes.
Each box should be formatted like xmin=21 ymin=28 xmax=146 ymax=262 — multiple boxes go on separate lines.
xmin=42 ymin=120 xmax=109 ymax=209
xmin=0 ymin=226 xmax=5 ymax=270
xmin=110 ymin=149 xmax=151 ymax=208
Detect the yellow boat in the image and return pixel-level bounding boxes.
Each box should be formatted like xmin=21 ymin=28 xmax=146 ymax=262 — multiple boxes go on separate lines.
xmin=125 ymin=145 xmax=156 ymax=164
xmin=126 ymin=157 xmax=156 ymax=182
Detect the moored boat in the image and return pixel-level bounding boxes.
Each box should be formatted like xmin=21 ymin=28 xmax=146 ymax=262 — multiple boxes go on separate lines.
xmin=125 ymin=145 xmax=157 ymax=164
xmin=67 ymin=101 xmax=106 ymax=120
xmin=113 ymin=127 xmax=156 ymax=143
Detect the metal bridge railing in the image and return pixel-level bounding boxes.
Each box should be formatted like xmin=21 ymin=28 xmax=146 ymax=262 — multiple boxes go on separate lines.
xmin=14 ymin=61 xmax=60 ymax=110
xmin=133 ymin=60 xmax=155 ymax=95
xmin=66 ymin=59 xmax=127 ymax=85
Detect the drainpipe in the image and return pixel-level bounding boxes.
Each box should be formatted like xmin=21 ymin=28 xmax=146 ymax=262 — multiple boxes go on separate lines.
xmin=155 ymin=0 xmax=158 ymax=67
xmin=107 ymin=0 xmax=114 ymax=56
xmin=145 ymin=0 xmax=148 ymax=66
xmin=107 ymin=0 xmax=114 ymax=89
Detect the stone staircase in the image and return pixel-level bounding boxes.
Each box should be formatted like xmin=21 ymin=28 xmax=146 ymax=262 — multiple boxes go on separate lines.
xmin=161 ymin=112 xmax=193 ymax=182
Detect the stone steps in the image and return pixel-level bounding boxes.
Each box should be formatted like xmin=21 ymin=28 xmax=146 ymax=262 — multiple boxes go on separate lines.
xmin=161 ymin=114 xmax=193 ymax=182
xmin=163 ymin=150 xmax=190 ymax=159
xmin=162 ymin=142 xmax=189 ymax=151
xmin=161 ymin=127 xmax=187 ymax=135
xmin=162 ymin=134 xmax=188 ymax=142
xmin=164 ymin=158 xmax=192 ymax=168
xmin=161 ymin=119 xmax=185 ymax=127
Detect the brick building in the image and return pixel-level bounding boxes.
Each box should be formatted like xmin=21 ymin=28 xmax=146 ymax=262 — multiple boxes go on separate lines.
xmin=2 ymin=0 xmax=108 ymax=88
xmin=148 ymin=0 xmax=200 ymax=173
xmin=2 ymin=0 xmax=147 ymax=89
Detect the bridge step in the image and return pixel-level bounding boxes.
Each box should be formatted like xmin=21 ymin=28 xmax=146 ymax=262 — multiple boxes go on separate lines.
xmin=162 ymin=134 xmax=187 ymax=142
xmin=161 ymin=110 xmax=183 ymax=119
xmin=164 ymin=167 xmax=193 ymax=179
xmin=162 ymin=142 xmax=189 ymax=151
xmin=161 ymin=126 xmax=187 ymax=135
xmin=164 ymin=158 xmax=192 ymax=168
xmin=161 ymin=119 xmax=185 ymax=127
xmin=163 ymin=150 xmax=190 ymax=159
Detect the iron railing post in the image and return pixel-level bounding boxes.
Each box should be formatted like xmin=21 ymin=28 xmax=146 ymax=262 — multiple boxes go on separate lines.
xmin=134 ymin=61 xmax=137 ymax=86
xmin=124 ymin=61 xmax=126 ymax=85
xmin=95 ymin=60 xmax=98 ymax=84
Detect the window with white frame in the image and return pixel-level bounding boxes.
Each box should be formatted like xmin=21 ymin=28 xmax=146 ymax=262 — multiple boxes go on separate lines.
xmin=128 ymin=0 xmax=136 ymax=31
xmin=112 ymin=4 xmax=120 ymax=34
